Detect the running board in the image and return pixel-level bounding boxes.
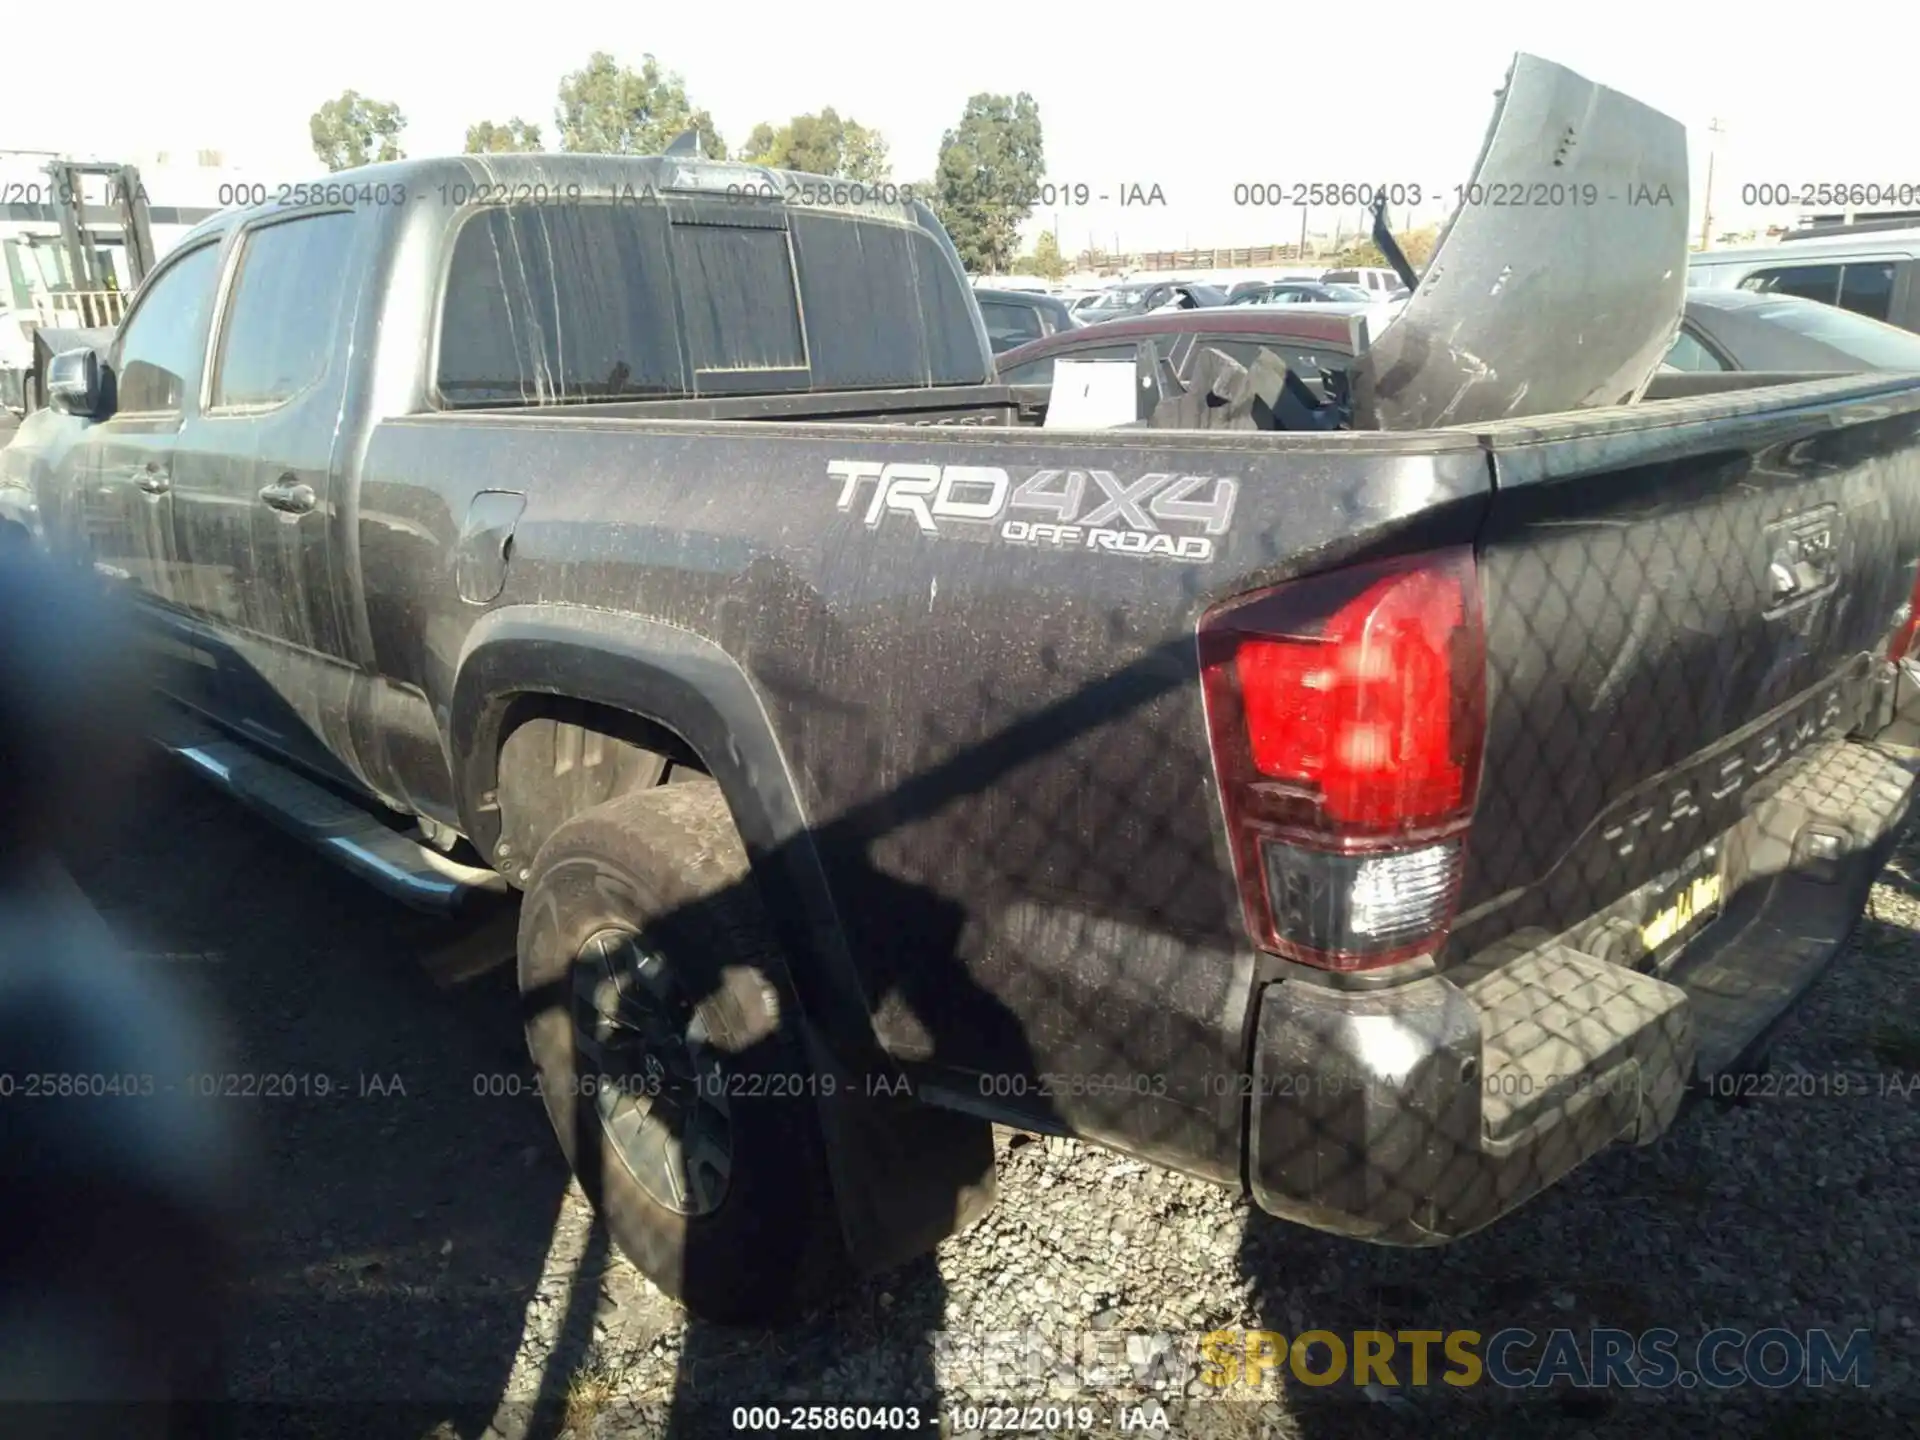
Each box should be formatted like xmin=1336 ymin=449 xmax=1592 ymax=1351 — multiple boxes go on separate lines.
xmin=150 ymin=710 xmax=510 ymax=915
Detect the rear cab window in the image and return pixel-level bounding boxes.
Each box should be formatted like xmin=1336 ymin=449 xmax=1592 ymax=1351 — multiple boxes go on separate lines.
xmin=434 ymin=194 xmax=985 ymax=406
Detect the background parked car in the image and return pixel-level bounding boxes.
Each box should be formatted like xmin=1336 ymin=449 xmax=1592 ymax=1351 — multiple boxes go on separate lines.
xmin=1664 ymin=288 xmax=1920 ymax=372
xmin=973 ymin=288 xmax=1081 ymax=354
xmin=1230 ymin=281 xmax=1376 ymax=306
xmin=1223 ymin=272 xmax=1322 ymax=302
xmin=1144 ymin=282 xmax=1228 ymax=313
xmin=994 ymin=290 xmax=1920 ymax=415
xmin=1688 ymin=226 xmax=1920 ymax=335
xmin=1070 ymin=280 xmax=1226 ymax=325
xmin=1319 ymin=266 xmax=1403 ymax=297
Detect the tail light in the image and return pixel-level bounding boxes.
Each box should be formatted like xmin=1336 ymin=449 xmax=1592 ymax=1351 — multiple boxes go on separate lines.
xmin=1890 ymin=563 xmax=1920 ymax=662
xmin=1198 ymin=547 xmax=1487 ymax=972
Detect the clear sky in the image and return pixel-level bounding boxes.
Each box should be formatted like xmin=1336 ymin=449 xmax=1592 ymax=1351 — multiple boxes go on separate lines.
xmin=3 ymin=0 xmax=1912 ymax=253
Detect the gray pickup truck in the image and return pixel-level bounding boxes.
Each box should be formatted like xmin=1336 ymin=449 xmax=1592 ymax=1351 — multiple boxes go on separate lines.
xmin=7 ymin=60 xmax=1920 ymax=1325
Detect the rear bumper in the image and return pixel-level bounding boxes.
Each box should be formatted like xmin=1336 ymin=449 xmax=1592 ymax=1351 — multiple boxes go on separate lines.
xmin=1246 ymin=733 xmax=1920 ymax=1243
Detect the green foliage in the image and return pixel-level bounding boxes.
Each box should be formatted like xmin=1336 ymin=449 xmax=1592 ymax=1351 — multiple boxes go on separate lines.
xmin=1330 ymin=224 xmax=1440 ymax=270
xmin=1036 ymin=231 xmax=1067 ymax=278
xmin=555 ymin=51 xmax=725 ymax=159
xmin=905 ymin=179 xmax=943 ymax=224
xmin=465 ymin=118 xmax=544 ymax=154
xmin=741 ymin=108 xmax=890 ymax=183
xmin=1025 ymin=230 xmax=1067 ymax=280
xmin=932 ymin=93 xmax=1045 ymax=273
xmin=309 ymin=90 xmax=407 ymax=173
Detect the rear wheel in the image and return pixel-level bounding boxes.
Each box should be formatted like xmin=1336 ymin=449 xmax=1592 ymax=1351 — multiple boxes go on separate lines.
xmin=516 ymin=780 xmax=850 ymax=1322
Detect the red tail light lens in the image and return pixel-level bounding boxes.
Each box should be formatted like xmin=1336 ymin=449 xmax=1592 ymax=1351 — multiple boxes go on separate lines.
xmin=1199 ymin=548 xmax=1487 ymax=971
xmin=1890 ymin=563 xmax=1920 ymax=662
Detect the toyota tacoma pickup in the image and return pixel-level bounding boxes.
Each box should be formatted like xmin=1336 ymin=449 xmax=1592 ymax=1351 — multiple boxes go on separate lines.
xmin=8 ymin=58 xmax=1920 ymax=1324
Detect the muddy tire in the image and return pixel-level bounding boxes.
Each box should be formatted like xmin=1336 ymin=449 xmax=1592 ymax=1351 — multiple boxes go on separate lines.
xmin=516 ymin=779 xmax=850 ymax=1323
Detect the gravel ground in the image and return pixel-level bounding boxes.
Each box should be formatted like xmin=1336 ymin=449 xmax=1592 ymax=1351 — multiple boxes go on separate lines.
xmin=62 ymin=755 xmax=1920 ymax=1440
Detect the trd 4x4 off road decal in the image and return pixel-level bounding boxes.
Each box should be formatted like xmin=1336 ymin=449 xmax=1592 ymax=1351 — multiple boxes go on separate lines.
xmin=829 ymin=461 xmax=1239 ymax=563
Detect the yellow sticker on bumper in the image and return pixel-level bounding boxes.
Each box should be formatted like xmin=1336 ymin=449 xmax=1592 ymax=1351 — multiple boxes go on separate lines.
xmin=1641 ymin=873 xmax=1723 ymax=952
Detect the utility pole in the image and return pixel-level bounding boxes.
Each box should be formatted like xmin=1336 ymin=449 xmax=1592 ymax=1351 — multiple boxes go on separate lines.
xmin=1699 ymin=116 xmax=1724 ymax=250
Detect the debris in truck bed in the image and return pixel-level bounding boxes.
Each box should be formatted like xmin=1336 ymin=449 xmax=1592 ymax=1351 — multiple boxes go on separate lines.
xmin=1352 ymin=52 xmax=1690 ymax=431
xmin=1145 ymin=346 xmax=1351 ymax=431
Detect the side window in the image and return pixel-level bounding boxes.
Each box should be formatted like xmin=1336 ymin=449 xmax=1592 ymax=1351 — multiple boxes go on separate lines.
xmin=1740 ymin=264 xmax=1841 ymax=306
xmin=1189 ymin=338 xmax=1353 ymax=385
xmin=1661 ymin=327 xmax=1728 ymax=372
xmin=210 ymin=211 xmax=359 ymax=409
xmin=113 ymin=242 xmax=222 ymax=414
xmin=1000 ymin=342 xmax=1138 ymax=386
xmin=1838 ymin=262 xmax=1895 ymax=321
xmin=980 ymin=301 xmax=1045 ymax=352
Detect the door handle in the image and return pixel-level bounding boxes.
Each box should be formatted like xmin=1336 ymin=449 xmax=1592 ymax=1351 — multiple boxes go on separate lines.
xmin=131 ymin=463 xmax=171 ymax=496
xmin=258 ymin=476 xmax=317 ymax=515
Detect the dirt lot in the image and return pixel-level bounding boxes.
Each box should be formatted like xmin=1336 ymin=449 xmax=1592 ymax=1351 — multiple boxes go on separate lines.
xmin=61 ymin=753 xmax=1920 ymax=1440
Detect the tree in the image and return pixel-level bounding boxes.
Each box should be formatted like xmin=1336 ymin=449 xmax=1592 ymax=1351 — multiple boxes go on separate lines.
xmin=1402 ymin=224 xmax=1441 ymax=268
xmin=310 ymin=90 xmax=407 ymax=172
xmin=465 ymin=118 xmax=544 ymax=154
xmin=740 ymin=108 xmax=889 ymax=183
xmin=905 ymin=178 xmax=944 ymax=224
xmin=1329 ymin=223 xmax=1440 ymax=271
xmin=1025 ymin=230 xmax=1067 ymax=280
xmin=931 ymin=93 xmax=1045 ymax=273
xmin=555 ymin=51 xmax=725 ymax=159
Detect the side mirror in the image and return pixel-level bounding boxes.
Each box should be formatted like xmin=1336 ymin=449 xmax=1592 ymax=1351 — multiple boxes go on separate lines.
xmin=47 ymin=349 xmax=103 ymax=418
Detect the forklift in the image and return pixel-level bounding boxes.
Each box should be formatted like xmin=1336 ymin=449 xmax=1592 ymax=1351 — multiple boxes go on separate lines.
xmin=2 ymin=156 xmax=154 ymax=416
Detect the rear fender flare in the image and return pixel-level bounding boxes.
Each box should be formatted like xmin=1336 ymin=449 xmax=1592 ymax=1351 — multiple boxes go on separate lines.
xmin=449 ymin=607 xmax=998 ymax=1272
xmin=447 ymin=605 xmax=877 ymax=1061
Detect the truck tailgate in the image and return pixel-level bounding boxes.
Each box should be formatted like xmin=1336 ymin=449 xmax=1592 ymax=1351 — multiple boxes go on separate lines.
xmin=1454 ymin=373 xmax=1920 ymax=976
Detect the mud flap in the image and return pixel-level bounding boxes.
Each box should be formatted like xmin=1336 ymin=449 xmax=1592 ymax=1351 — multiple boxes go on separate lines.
xmin=798 ymin=1017 xmax=998 ymax=1275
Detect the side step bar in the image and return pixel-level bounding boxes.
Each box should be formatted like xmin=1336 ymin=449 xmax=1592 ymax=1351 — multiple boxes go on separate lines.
xmin=151 ymin=709 xmax=511 ymax=915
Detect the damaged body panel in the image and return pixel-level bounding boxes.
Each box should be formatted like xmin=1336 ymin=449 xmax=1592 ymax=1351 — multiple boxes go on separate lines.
xmin=1354 ymin=52 xmax=1691 ymax=430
